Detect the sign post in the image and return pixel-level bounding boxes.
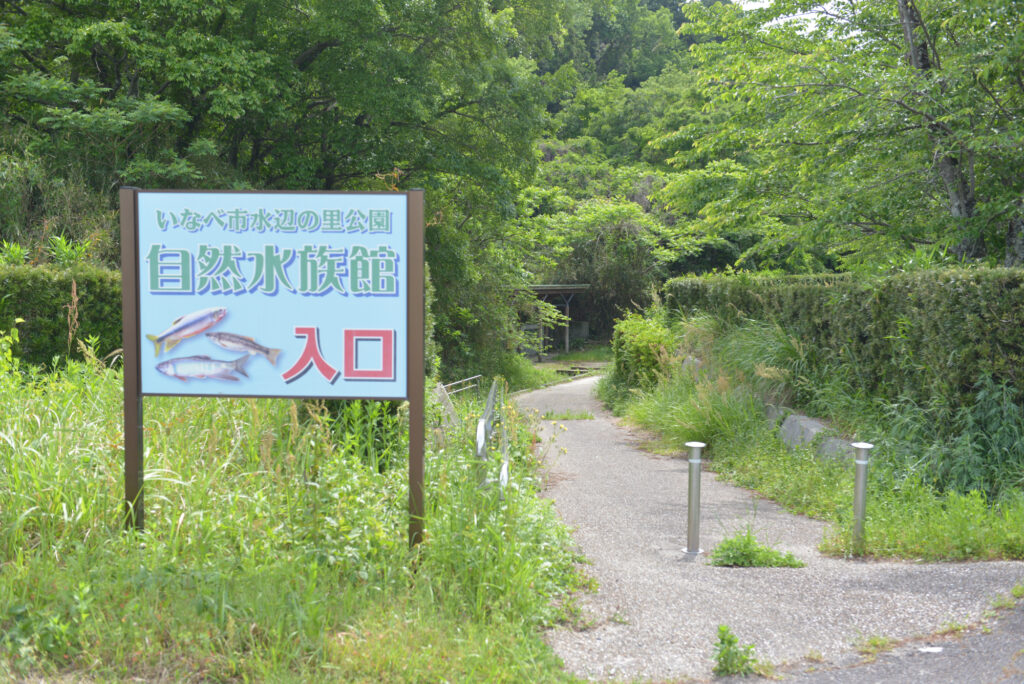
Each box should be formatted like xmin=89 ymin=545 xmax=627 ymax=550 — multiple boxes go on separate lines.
xmin=120 ymin=189 xmax=425 ymax=544
xmin=120 ymin=187 xmax=144 ymax=529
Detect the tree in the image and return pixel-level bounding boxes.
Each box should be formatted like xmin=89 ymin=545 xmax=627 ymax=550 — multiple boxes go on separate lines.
xmin=0 ymin=0 xmax=578 ymax=375
xmin=675 ymin=0 xmax=1024 ymax=268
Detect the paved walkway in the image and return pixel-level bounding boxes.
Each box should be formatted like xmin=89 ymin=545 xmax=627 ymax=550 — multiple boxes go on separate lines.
xmin=517 ymin=376 xmax=1024 ymax=682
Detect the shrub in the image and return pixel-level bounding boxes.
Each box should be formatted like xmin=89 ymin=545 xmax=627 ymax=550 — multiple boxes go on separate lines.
xmin=0 ymin=264 xmax=122 ymax=366
xmin=608 ymin=312 xmax=675 ymax=391
xmin=663 ymin=268 xmax=1024 ymax=409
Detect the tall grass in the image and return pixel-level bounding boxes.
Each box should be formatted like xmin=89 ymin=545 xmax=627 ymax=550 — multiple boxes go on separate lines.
xmin=0 ymin=330 xmax=580 ymax=681
xmin=627 ymin=368 xmax=763 ymax=453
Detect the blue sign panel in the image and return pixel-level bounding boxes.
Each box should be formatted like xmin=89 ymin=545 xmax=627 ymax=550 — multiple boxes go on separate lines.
xmin=136 ymin=191 xmax=409 ymax=399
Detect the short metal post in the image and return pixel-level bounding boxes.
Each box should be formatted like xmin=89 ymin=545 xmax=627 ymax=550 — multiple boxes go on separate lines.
xmin=686 ymin=441 xmax=706 ymax=555
xmin=851 ymin=442 xmax=873 ymax=555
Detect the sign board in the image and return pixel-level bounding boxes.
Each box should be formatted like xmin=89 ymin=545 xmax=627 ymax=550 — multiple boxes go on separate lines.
xmin=121 ymin=189 xmax=425 ymax=542
xmin=135 ymin=191 xmax=410 ymax=399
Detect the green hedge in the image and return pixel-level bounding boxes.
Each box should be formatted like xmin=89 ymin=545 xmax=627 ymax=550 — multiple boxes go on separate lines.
xmin=663 ymin=268 xmax=1024 ymax=407
xmin=0 ymin=264 xmax=122 ymax=366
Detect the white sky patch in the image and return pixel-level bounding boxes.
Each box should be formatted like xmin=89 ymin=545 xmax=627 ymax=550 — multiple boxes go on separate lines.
xmin=733 ymin=0 xmax=836 ymax=32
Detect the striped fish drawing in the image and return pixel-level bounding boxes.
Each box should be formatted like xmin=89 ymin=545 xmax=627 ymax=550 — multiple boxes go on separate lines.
xmin=205 ymin=332 xmax=282 ymax=366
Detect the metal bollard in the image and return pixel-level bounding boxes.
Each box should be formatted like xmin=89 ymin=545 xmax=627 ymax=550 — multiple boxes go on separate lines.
xmin=685 ymin=441 xmax=706 ymax=555
xmin=851 ymin=442 xmax=874 ymax=555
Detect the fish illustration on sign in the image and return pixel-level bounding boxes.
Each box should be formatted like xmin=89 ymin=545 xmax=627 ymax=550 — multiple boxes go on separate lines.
xmin=205 ymin=332 xmax=282 ymax=366
xmin=156 ymin=354 xmax=251 ymax=382
xmin=146 ymin=307 xmax=227 ymax=356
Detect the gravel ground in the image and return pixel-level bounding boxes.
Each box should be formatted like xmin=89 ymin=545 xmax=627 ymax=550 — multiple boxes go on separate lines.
xmin=517 ymin=376 xmax=1024 ymax=683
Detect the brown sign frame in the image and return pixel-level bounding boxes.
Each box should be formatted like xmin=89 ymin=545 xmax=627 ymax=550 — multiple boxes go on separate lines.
xmin=119 ymin=188 xmax=425 ymax=544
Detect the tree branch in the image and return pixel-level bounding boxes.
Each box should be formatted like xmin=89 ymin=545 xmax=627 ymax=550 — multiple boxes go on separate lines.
xmin=975 ymin=75 xmax=1013 ymax=121
xmin=293 ymin=41 xmax=340 ymax=71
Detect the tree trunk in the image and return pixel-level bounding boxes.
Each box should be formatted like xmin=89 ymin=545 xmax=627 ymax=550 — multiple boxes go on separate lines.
xmin=897 ymin=0 xmax=984 ymax=258
xmin=1004 ymin=205 xmax=1024 ymax=267
xmin=896 ymin=0 xmax=931 ymax=70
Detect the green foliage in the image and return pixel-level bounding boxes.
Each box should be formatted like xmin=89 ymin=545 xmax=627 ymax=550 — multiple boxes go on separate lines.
xmin=528 ymin=198 xmax=679 ymax=333
xmin=0 ymin=264 xmax=121 ymax=366
xmin=0 ymin=321 xmax=22 ymax=382
xmin=664 ymin=268 xmax=1024 ymax=410
xmin=677 ymin=0 xmax=1024 ymax=265
xmin=540 ymin=0 xmax=692 ymax=88
xmin=0 ymin=363 xmax=579 ymax=680
xmin=45 ymin=235 xmax=91 ymax=268
xmin=660 ymin=309 xmax=1024 ymax=500
xmin=712 ymin=624 xmax=758 ymax=677
xmin=495 ymin=355 xmax=564 ymax=392
xmin=608 ymin=313 xmax=675 ymax=392
xmin=547 ymin=343 xmax=612 ymax=363
xmin=427 ymin=178 xmax=565 ymax=379
xmin=322 ymin=400 xmax=402 ymax=474
xmin=541 ymin=409 xmax=594 ymax=421
xmin=928 ymin=376 xmax=1024 ymax=501
xmin=710 ymin=528 xmax=804 ymax=568
xmin=665 ymin=301 xmax=1024 ymax=504
xmin=521 ymin=137 xmax=704 ymax=336
xmin=0 ymin=241 xmax=28 ymax=266
xmin=626 ymin=367 xmax=764 ymax=452
xmin=856 ymin=635 xmax=897 ymax=657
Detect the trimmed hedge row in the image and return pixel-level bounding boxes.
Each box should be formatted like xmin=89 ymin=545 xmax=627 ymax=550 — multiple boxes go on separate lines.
xmin=663 ymin=268 xmax=1024 ymax=407
xmin=0 ymin=264 xmax=122 ymax=366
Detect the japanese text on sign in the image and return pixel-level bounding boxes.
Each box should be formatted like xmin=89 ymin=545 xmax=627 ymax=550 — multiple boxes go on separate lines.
xmin=146 ymin=243 xmax=399 ymax=296
xmin=155 ymin=208 xmax=393 ymax=234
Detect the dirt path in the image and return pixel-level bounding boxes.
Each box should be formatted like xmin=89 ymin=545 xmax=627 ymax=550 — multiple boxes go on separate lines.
xmin=517 ymin=376 xmax=1024 ymax=682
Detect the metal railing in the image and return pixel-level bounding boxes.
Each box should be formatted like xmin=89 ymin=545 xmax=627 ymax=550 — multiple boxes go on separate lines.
xmin=474 ymin=380 xmax=510 ymax=498
xmin=434 ymin=376 xmax=510 ymax=499
xmin=443 ymin=374 xmax=482 ymax=396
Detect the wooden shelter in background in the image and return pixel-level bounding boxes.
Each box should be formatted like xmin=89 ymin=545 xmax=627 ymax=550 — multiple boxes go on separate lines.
xmin=530 ymin=284 xmax=590 ymax=354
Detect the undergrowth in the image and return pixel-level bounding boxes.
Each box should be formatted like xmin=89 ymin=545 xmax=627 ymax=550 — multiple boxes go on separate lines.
xmin=0 ymin=329 xmax=581 ymax=681
xmin=606 ymin=313 xmax=1024 ymax=560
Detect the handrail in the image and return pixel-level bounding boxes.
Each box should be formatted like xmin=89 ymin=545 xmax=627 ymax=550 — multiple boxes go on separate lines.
xmin=436 ymin=376 xmax=510 ymax=499
xmin=474 ymin=379 xmax=510 ymax=499
xmin=476 ymin=380 xmax=498 ymax=461
xmin=443 ymin=374 xmax=481 ymax=396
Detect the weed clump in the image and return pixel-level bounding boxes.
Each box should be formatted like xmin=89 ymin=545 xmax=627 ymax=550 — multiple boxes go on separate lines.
xmin=712 ymin=624 xmax=758 ymax=677
xmin=710 ymin=528 xmax=805 ymax=568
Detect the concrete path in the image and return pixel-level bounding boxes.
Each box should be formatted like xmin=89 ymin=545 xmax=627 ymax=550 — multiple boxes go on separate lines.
xmin=517 ymin=376 xmax=1024 ymax=682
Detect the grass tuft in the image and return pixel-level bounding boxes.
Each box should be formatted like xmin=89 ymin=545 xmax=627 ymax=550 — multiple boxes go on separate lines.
xmin=710 ymin=528 xmax=805 ymax=568
xmin=541 ymin=409 xmax=594 ymax=421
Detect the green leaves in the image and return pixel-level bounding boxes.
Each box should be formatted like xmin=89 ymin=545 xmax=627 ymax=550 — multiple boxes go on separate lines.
xmin=710 ymin=527 xmax=805 ymax=568
xmin=672 ymin=0 xmax=1024 ymax=266
xmin=712 ymin=624 xmax=759 ymax=677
